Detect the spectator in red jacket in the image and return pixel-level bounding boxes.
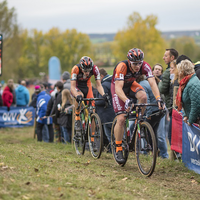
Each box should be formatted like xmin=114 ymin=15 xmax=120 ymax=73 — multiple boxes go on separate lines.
xmin=2 ymin=79 xmax=14 ymax=111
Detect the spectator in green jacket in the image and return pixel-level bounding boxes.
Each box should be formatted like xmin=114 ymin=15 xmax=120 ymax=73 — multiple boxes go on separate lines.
xmin=159 ymin=48 xmax=179 ymax=108
xmin=176 ymin=60 xmax=200 ymax=125
xmin=159 ymin=48 xmax=178 ymax=146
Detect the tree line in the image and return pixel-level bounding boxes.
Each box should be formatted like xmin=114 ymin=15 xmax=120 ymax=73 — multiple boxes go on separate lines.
xmin=1 ymin=0 xmax=200 ymax=81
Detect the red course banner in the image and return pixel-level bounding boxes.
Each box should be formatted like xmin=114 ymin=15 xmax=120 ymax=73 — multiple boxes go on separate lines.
xmin=171 ymin=109 xmax=182 ymax=153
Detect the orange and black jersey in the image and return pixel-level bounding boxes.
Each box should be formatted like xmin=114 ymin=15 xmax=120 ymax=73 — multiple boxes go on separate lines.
xmin=111 ymin=60 xmax=153 ymax=88
xmin=71 ymin=64 xmax=100 ymax=88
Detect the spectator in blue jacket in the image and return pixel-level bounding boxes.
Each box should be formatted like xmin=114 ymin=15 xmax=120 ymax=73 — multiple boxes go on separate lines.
xmin=36 ymin=90 xmax=54 ymax=142
xmin=15 ymin=80 xmax=30 ymax=107
xmin=95 ymin=69 xmax=115 ymax=151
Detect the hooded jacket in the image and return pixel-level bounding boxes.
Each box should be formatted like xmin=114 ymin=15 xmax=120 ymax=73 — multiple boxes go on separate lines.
xmin=15 ymin=85 xmax=30 ymax=106
xmin=2 ymin=86 xmax=13 ymax=107
xmin=36 ymin=91 xmax=52 ymax=124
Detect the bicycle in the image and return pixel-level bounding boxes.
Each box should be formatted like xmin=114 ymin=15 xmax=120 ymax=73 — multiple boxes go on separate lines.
xmin=73 ymin=98 xmax=105 ymax=159
xmin=111 ymin=103 xmax=164 ymax=177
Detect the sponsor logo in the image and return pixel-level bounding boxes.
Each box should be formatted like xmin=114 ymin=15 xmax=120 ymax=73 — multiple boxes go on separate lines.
xmin=191 ymin=158 xmax=200 ymax=166
xmin=72 ymin=73 xmax=77 ymax=80
xmin=135 ymin=87 xmax=140 ymax=92
xmin=119 ymin=73 xmax=124 ymax=79
xmin=187 ymin=131 xmax=200 ymax=155
xmin=94 ymin=66 xmax=99 ymax=75
xmin=113 ymin=94 xmax=122 ymax=110
xmin=2 ymin=109 xmax=33 ymax=124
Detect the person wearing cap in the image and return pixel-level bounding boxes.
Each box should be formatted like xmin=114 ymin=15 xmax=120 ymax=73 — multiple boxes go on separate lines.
xmin=15 ymin=80 xmax=30 ymax=107
xmin=62 ymin=71 xmax=71 ymax=90
xmin=29 ymin=85 xmax=41 ymax=108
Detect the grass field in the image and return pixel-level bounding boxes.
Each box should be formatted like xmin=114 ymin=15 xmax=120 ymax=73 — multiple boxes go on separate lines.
xmin=0 ymin=127 xmax=200 ymax=200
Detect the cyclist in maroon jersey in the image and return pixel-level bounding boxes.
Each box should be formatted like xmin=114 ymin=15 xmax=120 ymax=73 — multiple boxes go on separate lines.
xmin=111 ymin=48 xmax=163 ymax=164
xmin=71 ymin=56 xmax=109 ymax=131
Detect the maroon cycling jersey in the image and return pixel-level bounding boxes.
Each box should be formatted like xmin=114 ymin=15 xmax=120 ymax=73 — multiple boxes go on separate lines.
xmin=111 ymin=60 xmax=153 ymax=88
xmin=71 ymin=64 xmax=100 ymax=88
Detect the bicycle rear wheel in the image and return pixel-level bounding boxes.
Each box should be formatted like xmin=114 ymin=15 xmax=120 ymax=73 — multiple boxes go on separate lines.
xmin=88 ymin=113 xmax=103 ymax=159
xmin=111 ymin=117 xmax=129 ymax=167
xmin=73 ymin=122 xmax=86 ymax=156
xmin=135 ymin=121 xmax=157 ymax=177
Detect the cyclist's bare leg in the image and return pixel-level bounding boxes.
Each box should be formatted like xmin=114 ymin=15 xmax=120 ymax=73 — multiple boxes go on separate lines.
xmin=74 ymin=91 xmax=84 ymax=115
xmin=74 ymin=92 xmax=84 ymax=131
xmin=135 ymin=90 xmax=147 ymax=115
xmin=114 ymin=113 xmax=126 ymax=142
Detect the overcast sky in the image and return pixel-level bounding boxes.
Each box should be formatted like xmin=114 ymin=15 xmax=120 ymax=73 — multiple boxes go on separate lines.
xmin=6 ymin=0 xmax=200 ymax=34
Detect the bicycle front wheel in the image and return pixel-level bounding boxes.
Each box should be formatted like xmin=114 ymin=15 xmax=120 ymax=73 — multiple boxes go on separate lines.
xmin=135 ymin=121 xmax=157 ymax=177
xmin=73 ymin=122 xmax=86 ymax=156
xmin=88 ymin=113 xmax=103 ymax=159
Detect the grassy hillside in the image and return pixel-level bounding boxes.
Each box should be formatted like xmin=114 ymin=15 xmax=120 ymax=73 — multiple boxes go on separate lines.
xmin=0 ymin=127 xmax=200 ymax=199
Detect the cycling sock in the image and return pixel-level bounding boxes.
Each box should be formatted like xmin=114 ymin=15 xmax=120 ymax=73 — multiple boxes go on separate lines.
xmin=75 ymin=111 xmax=80 ymax=121
xmin=116 ymin=140 xmax=122 ymax=152
xmin=91 ymin=131 xmax=95 ymax=142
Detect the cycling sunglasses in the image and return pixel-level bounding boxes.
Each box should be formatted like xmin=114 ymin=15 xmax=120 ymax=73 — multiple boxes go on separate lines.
xmin=130 ymin=61 xmax=143 ymax=66
xmin=83 ymin=68 xmax=92 ymax=72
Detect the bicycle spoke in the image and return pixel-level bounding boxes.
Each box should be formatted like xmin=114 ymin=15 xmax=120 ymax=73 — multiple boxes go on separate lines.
xmin=135 ymin=122 xmax=157 ymax=177
xmin=88 ymin=113 xmax=103 ymax=159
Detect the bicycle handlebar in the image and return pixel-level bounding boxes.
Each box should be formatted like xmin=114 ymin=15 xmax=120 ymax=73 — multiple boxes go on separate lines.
xmin=133 ymin=103 xmax=158 ymax=107
xmin=82 ymin=98 xmax=104 ymax=101
xmin=76 ymin=98 xmax=105 ymax=110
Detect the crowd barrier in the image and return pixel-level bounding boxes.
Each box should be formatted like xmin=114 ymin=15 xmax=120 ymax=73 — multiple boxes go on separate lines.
xmin=0 ymin=106 xmax=35 ymax=128
xmin=171 ymin=109 xmax=200 ymax=174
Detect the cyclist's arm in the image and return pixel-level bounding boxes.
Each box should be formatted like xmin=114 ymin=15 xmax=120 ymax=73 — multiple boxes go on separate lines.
xmin=148 ymin=77 xmax=161 ymax=100
xmin=70 ymin=80 xmax=79 ymax=98
xmin=115 ymin=80 xmax=128 ymax=103
xmin=96 ymin=79 xmax=105 ymax=96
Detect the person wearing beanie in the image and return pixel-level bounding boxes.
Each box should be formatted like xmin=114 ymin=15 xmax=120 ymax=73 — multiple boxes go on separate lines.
xmin=176 ymin=55 xmax=192 ymax=65
xmin=29 ymin=85 xmax=41 ymax=108
xmin=62 ymin=71 xmax=71 ymax=90
xmin=194 ymin=61 xmax=200 ymax=80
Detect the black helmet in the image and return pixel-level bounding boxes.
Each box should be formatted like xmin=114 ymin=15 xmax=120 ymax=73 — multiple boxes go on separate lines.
xmin=80 ymin=56 xmax=94 ymax=71
xmin=127 ymin=48 xmax=144 ymax=62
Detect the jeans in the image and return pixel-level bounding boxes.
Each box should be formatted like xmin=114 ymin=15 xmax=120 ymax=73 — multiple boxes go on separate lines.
xmin=60 ymin=126 xmax=71 ymax=143
xmin=156 ymin=115 xmax=169 ymax=159
xmin=36 ymin=122 xmax=54 ymax=142
xmin=103 ymin=124 xmax=111 ymax=143
xmin=42 ymin=124 xmax=49 ymax=142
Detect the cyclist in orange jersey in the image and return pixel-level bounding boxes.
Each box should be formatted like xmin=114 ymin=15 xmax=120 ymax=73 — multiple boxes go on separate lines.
xmin=111 ymin=48 xmax=163 ymax=164
xmin=71 ymin=56 xmax=110 ymax=131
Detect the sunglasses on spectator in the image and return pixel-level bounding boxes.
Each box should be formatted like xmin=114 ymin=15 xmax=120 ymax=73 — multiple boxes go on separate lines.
xmin=130 ymin=61 xmax=143 ymax=66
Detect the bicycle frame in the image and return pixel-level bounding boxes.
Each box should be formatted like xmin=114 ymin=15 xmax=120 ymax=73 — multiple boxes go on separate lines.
xmin=74 ymin=97 xmax=105 ymax=158
xmin=125 ymin=103 xmax=158 ymax=150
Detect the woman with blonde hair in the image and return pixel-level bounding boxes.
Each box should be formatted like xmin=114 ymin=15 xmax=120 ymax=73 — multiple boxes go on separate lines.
xmin=59 ymin=89 xmax=73 ymax=143
xmin=176 ymin=60 xmax=200 ymax=125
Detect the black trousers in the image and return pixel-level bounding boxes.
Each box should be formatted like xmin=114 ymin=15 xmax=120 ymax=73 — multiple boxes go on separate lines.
xmin=36 ymin=122 xmax=54 ymax=142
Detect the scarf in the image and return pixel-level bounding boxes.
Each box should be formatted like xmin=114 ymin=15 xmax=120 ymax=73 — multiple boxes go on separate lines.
xmin=176 ymin=73 xmax=194 ymax=111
